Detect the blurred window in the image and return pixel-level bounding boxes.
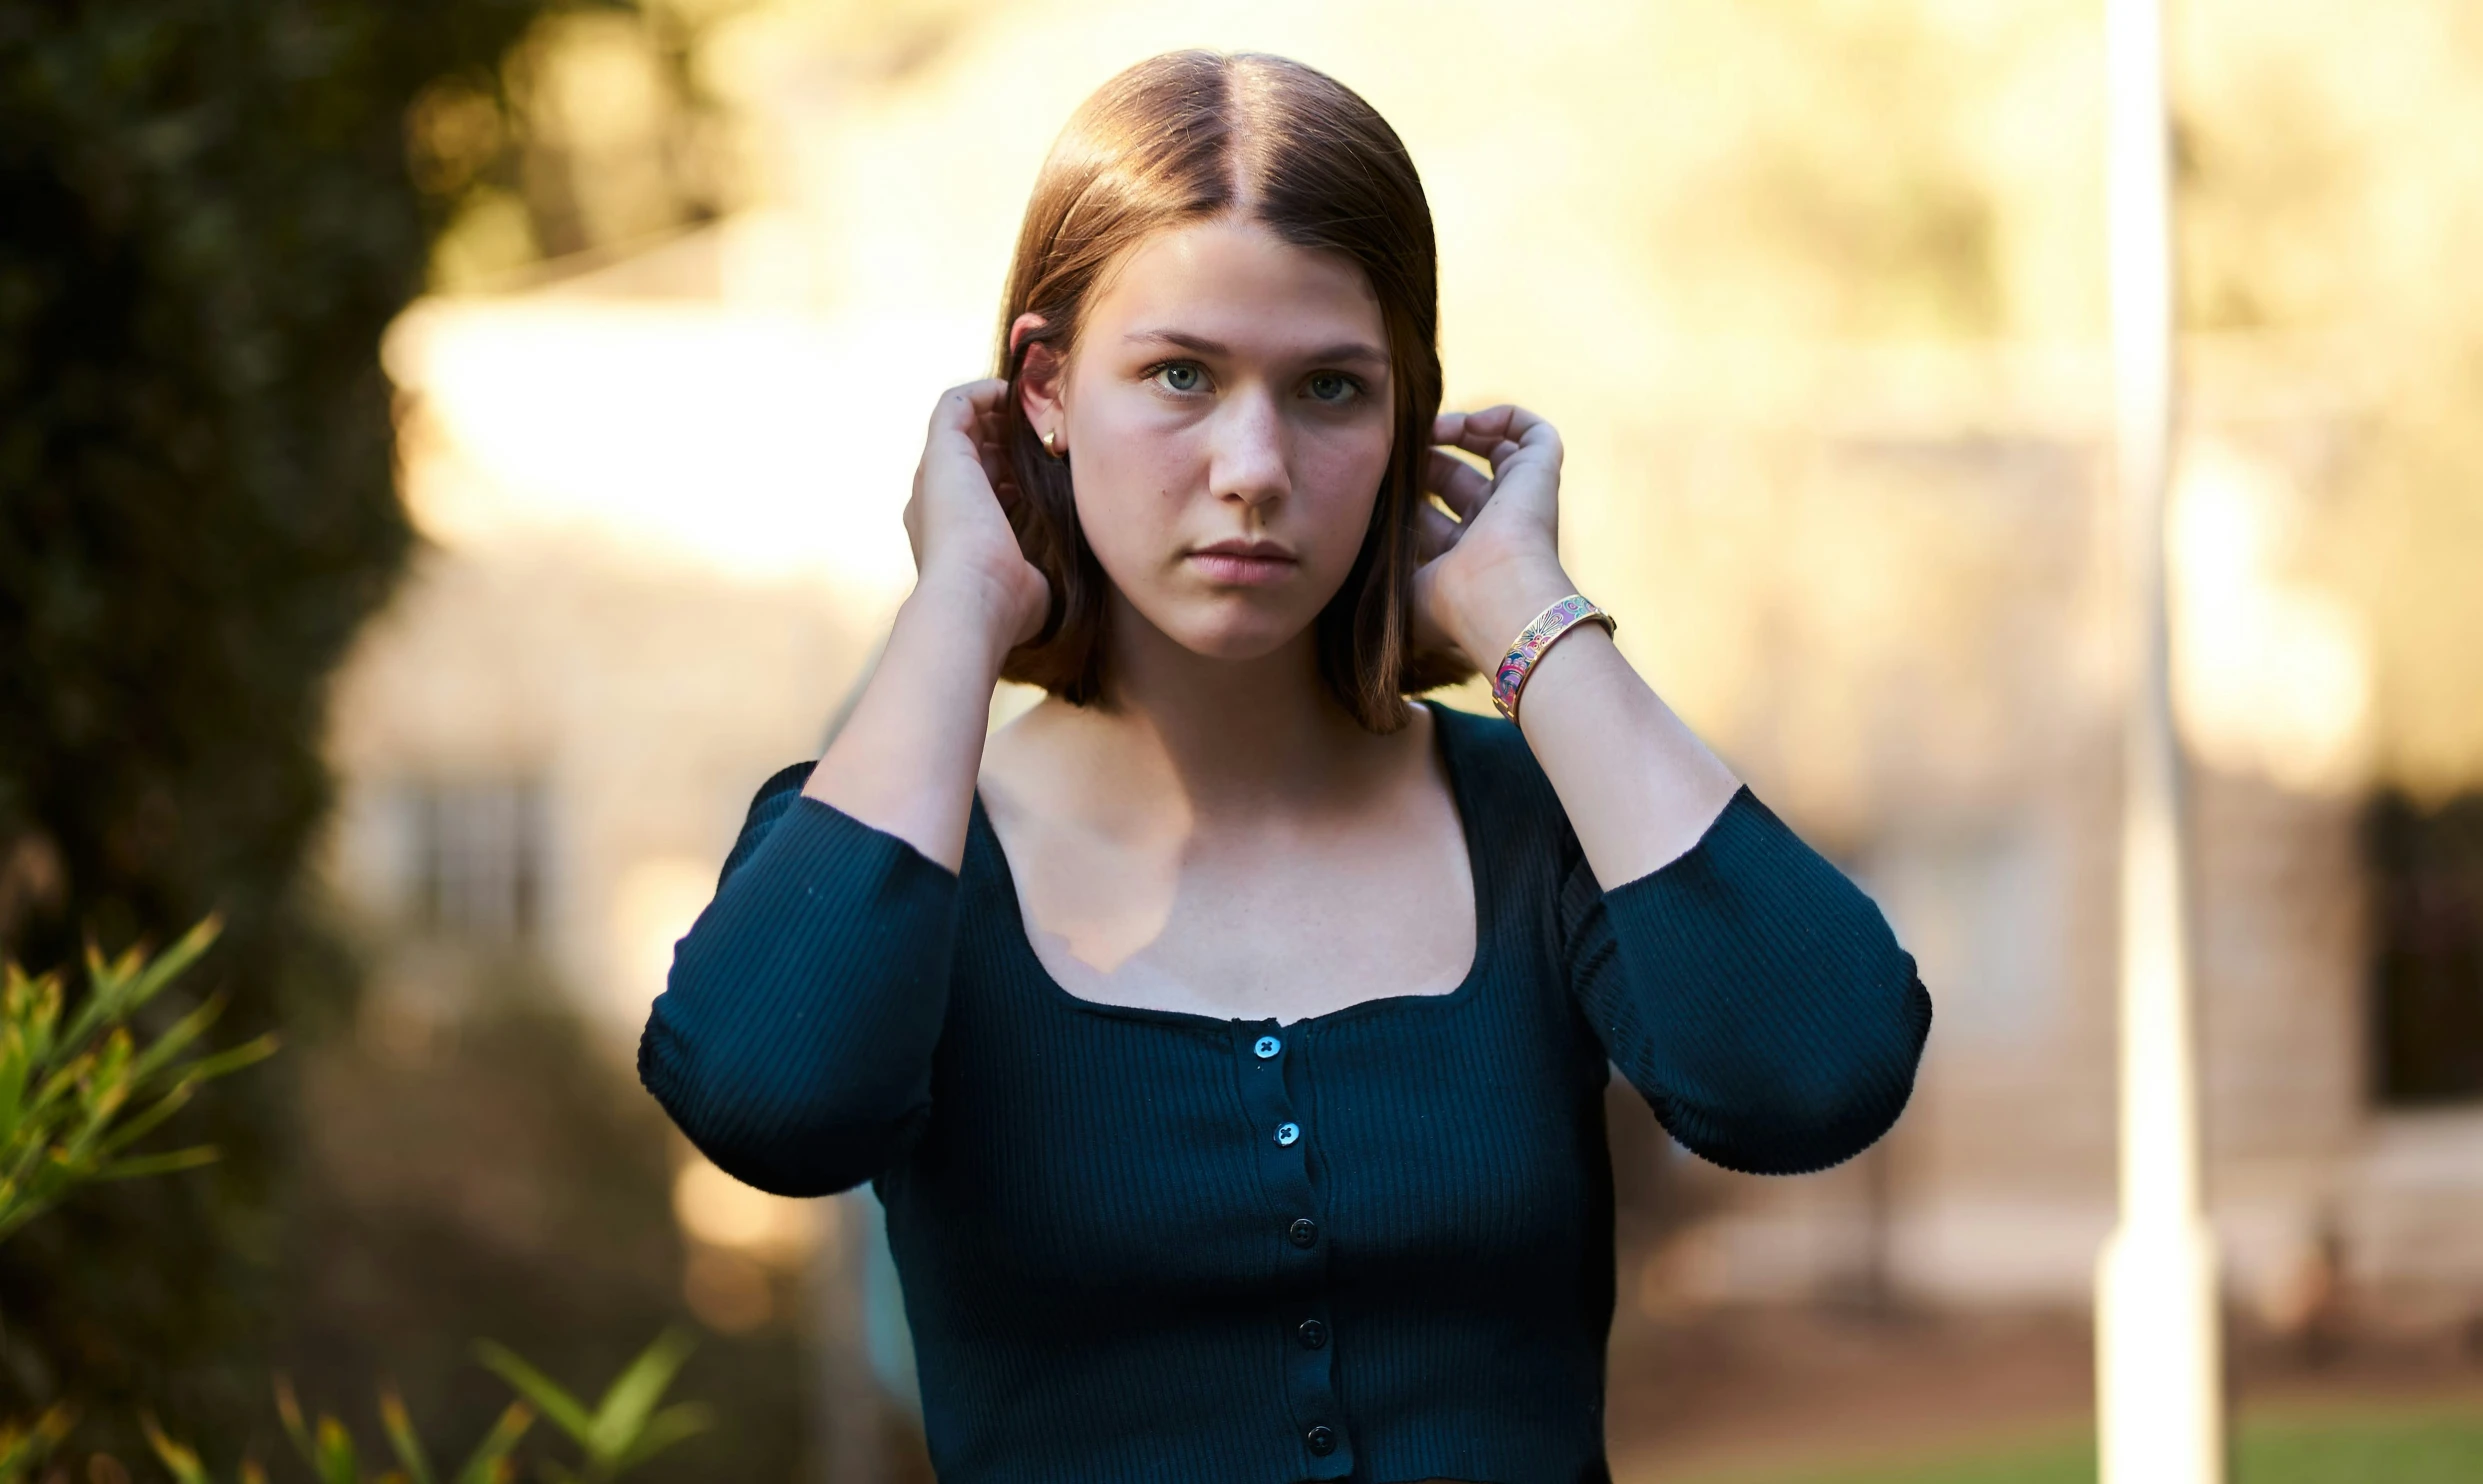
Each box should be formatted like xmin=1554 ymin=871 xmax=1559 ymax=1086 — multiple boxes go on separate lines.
xmin=1859 ymin=825 xmax=2065 ymax=1050
xmin=2368 ymin=790 xmax=2483 ymax=1106
xmin=404 ymin=778 xmax=548 ymax=944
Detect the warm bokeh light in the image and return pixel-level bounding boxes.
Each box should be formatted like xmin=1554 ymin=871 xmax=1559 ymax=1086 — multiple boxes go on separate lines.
xmin=386 ymin=290 xmax=975 ymax=602
xmin=321 ymin=2 xmax=2483 ymax=1476
xmin=387 ymin=0 xmax=2483 ymax=802
xmin=673 ymin=1151 xmax=824 ymax=1260
xmin=2169 ymin=439 xmax=2372 ymax=795
xmin=611 ymin=854 xmax=725 ymax=1035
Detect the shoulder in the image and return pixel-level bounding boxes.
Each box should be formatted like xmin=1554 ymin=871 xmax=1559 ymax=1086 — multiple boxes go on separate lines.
xmin=714 ymin=759 xmax=823 ymax=886
xmin=751 ymin=760 xmax=818 ymax=808
xmin=740 ymin=760 xmax=821 ymax=833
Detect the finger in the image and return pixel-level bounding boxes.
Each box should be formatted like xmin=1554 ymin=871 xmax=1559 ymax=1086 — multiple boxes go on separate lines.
xmin=1438 ymin=404 xmax=1554 ymax=467
xmin=1501 ymin=407 xmax=1563 ymax=470
xmin=1436 ymin=403 xmax=1515 ymax=457
xmin=979 ymin=435 xmax=1024 ymax=505
xmin=1424 ymin=448 xmax=1493 ymax=520
xmin=1414 ymin=501 xmax=1461 ymax=562
xmin=985 ymin=445 xmax=1023 ymax=499
xmin=927 ymin=378 xmax=1009 ymax=440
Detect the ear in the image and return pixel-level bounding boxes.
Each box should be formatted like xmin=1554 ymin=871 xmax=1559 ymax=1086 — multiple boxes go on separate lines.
xmin=1011 ymin=312 xmax=1069 ymax=447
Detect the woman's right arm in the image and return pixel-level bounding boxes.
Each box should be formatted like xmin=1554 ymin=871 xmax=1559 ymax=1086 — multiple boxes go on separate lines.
xmin=637 ymin=381 xmax=1050 ymax=1197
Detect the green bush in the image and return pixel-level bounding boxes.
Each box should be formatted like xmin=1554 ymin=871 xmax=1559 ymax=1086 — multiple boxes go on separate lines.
xmin=0 ymin=917 xmax=273 ymax=1243
xmin=132 ymin=1331 xmax=710 ymax=1484
xmin=0 ymin=913 xmax=740 ymax=1484
xmin=0 ymin=918 xmax=262 ymax=1481
xmin=0 ymin=0 xmax=561 ymax=1453
xmin=474 ymin=1330 xmax=712 ymax=1484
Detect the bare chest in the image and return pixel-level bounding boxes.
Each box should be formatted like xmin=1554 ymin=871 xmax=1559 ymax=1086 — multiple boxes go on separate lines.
xmin=983 ymin=794 xmax=1477 ymax=1025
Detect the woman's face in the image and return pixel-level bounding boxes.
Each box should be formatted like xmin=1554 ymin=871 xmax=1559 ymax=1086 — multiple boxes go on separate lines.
xmin=1030 ymin=215 xmax=1396 ymax=665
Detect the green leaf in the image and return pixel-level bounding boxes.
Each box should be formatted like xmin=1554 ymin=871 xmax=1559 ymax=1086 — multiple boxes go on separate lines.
xmin=609 ymin=1402 xmax=713 ymax=1474
xmin=96 ymin=1146 xmax=221 ymax=1180
xmin=122 ymin=995 xmax=227 ymax=1087
xmin=60 ymin=950 xmax=135 ymax=1061
xmin=315 ymin=1414 xmax=359 ymax=1484
xmin=175 ymin=1032 xmax=281 ymax=1087
xmin=58 ymin=916 xmax=219 ymax=1062
xmin=125 ymin=915 xmax=223 ymax=1004
xmin=473 ymin=1342 xmax=594 ymax=1446
xmin=380 ymin=1384 xmax=436 ymax=1484
xmin=583 ymin=1329 xmax=696 ymax=1464
xmin=274 ymin=1376 xmax=318 ymax=1466
xmin=94 ymin=1079 xmax=197 ymax=1155
xmin=57 ymin=1084 xmax=133 ymax=1165
xmin=452 ymin=1402 xmax=533 ymax=1484
xmin=65 ymin=938 xmax=119 ymax=1051
xmin=142 ymin=1414 xmax=212 ymax=1484
xmin=0 ymin=1030 xmax=34 ymax=1141
xmin=0 ymin=1188 xmax=59 ymax=1246
xmin=0 ymin=1402 xmax=76 ymax=1474
xmin=29 ymin=1053 xmax=100 ymax=1130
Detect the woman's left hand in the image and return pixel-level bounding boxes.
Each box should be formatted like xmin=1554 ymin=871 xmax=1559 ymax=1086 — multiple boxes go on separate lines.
xmin=1412 ymin=404 xmax=1581 ymax=668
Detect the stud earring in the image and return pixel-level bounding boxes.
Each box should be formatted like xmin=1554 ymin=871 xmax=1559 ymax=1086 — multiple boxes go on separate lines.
xmin=1043 ymin=428 xmax=1061 ymax=455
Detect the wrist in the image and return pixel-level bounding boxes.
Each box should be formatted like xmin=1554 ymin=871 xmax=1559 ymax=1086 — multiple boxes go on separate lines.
xmin=901 ymin=567 xmax=1027 ymax=675
xmin=1439 ymin=548 xmax=1577 ymax=667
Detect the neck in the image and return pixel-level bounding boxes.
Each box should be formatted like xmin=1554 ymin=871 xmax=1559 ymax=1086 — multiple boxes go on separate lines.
xmin=1064 ymin=592 xmax=1402 ymax=818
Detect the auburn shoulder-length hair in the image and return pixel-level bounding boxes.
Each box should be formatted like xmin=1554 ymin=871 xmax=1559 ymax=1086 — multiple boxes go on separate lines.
xmin=993 ymin=50 xmax=1472 ymax=732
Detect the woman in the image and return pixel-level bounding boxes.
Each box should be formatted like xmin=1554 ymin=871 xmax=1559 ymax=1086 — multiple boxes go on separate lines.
xmin=642 ymin=50 xmax=1931 ymax=1484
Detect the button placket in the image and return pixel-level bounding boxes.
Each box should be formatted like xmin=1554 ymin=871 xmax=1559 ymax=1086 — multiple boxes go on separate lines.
xmin=1230 ymin=1018 xmax=1351 ymax=1480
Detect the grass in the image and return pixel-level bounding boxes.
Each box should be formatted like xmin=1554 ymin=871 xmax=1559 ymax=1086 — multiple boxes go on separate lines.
xmin=1684 ymin=1403 xmax=2483 ymax=1484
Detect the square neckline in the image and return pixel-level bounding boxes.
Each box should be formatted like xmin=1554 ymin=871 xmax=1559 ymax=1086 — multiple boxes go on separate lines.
xmin=965 ymin=699 xmax=1497 ymax=1032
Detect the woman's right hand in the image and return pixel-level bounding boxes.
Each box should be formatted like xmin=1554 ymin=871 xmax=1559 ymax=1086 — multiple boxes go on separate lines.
xmin=903 ymin=379 xmax=1051 ymax=653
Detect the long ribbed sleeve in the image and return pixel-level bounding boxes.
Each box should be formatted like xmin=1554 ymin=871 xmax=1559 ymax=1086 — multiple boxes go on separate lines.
xmin=1564 ymin=785 xmax=1934 ymax=1176
xmin=638 ymin=762 xmax=956 ymax=1197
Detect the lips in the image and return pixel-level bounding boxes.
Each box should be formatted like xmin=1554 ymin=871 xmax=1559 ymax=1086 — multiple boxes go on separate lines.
xmin=1186 ymin=539 xmax=1298 ymax=586
xmin=1192 ymin=539 xmax=1296 ymax=560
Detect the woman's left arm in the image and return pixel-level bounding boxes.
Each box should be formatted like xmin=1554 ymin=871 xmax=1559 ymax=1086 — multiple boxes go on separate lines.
xmin=1421 ymin=406 xmax=1932 ymax=1175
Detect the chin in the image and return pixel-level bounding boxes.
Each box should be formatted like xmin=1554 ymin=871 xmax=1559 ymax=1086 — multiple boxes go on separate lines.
xmin=1172 ymin=620 xmax=1304 ymax=663
xmin=1148 ymin=597 xmax=1318 ymax=663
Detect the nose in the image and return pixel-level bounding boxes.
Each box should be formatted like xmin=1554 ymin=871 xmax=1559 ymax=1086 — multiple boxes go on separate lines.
xmin=1207 ymin=386 xmax=1290 ymax=513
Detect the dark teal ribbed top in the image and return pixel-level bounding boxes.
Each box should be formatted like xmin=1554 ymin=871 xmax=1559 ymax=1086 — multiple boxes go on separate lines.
xmin=640 ymin=703 xmax=1931 ymax=1484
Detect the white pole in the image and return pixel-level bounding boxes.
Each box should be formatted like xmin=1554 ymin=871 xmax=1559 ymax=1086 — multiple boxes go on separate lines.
xmin=2095 ymin=0 xmax=2225 ymax=1480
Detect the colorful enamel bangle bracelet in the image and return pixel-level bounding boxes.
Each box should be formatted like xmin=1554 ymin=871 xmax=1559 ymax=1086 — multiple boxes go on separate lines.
xmin=1489 ymin=594 xmax=1616 ymax=723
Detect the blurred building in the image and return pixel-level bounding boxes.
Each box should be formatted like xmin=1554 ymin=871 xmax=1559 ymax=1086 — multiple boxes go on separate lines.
xmin=315 ymin=0 xmax=2483 ymax=1472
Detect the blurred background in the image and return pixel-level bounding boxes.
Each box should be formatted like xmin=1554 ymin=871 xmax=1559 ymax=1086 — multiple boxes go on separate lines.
xmin=7 ymin=0 xmax=2483 ymax=1479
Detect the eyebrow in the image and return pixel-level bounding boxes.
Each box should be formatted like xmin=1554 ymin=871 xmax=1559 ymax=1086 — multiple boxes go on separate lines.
xmin=1125 ymin=328 xmax=1389 ymax=368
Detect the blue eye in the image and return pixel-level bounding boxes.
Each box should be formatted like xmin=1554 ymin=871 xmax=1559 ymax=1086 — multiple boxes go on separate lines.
xmin=1306 ymin=371 xmax=1361 ymax=404
xmin=1153 ymin=362 xmax=1204 ymax=393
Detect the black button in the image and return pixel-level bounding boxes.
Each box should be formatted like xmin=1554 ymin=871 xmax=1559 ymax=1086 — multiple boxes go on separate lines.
xmin=1297 ymin=1318 xmax=1328 ymax=1349
xmin=1288 ymin=1217 xmax=1319 ymax=1248
xmin=1305 ymin=1425 xmax=1337 ymax=1456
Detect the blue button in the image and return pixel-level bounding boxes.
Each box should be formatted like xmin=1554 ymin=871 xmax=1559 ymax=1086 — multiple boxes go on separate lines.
xmin=1253 ymin=1035 xmax=1281 ymax=1059
xmin=1275 ymin=1122 xmax=1301 ymax=1146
